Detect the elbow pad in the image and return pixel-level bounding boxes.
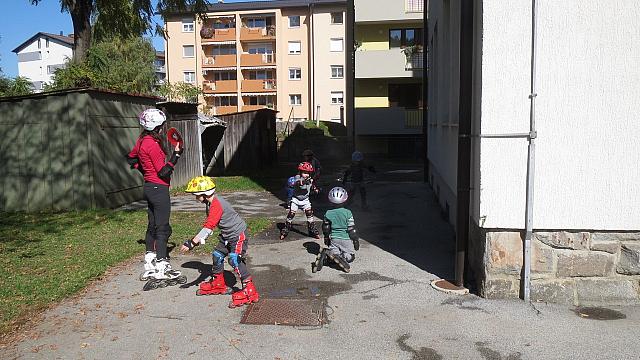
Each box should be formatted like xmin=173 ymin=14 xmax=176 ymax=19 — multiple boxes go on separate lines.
xmin=348 ymin=226 xmax=360 ymax=251
xmin=348 ymin=226 xmax=358 ymax=241
xmin=322 ymin=218 xmax=332 ymax=237
xmin=157 ymin=163 xmax=174 ymax=180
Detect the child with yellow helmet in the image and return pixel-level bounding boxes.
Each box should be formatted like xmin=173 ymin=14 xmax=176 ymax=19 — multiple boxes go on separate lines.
xmin=180 ymin=176 xmax=260 ymax=308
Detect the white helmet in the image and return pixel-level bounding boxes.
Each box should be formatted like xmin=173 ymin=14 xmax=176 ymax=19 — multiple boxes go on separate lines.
xmin=328 ymin=186 xmax=349 ymax=205
xmin=351 ymin=151 xmax=364 ymax=162
xmin=139 ymin=108 xmax=166 ymax=131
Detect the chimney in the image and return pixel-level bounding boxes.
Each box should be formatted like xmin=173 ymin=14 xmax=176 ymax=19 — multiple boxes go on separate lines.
xmin=59 ymin=31 xmax=63 ymax=36
xmin=68 ymin=33 xmax=74 ymax=38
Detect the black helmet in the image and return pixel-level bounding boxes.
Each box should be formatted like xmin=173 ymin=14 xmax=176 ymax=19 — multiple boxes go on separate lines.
xmin=302 ymin=149 xmax=314 ymax=157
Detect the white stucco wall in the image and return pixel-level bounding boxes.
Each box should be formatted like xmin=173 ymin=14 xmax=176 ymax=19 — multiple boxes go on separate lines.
xmin=16 ymin=36 xmax=73 ymax=89
xmin=479 ymin=0 xmax=640 ymax=230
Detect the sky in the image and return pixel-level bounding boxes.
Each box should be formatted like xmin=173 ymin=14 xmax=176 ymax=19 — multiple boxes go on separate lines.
xmin=0 ymin=0 xmax=268 ymax=78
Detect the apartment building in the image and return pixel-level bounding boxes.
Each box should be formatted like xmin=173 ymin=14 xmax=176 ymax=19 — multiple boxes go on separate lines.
xmin=12 ymin=32 xmax=74 ymax=92
xmin=155 ymin=51 xmax=166 ymax=87
xmin=351 ymin=0 xmax=424 ymax=157
xmin=164 ymin=0 xmax=346 ymax=122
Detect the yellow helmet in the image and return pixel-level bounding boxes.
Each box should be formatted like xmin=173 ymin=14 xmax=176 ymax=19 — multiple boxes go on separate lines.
xmin=185 ymin=176 xmax=216 ymax=196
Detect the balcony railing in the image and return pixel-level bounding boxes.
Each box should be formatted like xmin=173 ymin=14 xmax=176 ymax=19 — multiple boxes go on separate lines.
xmin=405 ymin=51 xmax=424 ymax=70
xmin=240 ymin=25 xmax=276 ymax=40
xmin=240 ymin=52 xmax=275 ymax=66
xmin=354 ymin=107 xmax=423 ymax=135
xmin=202 ymin=54 xmax=237 ymax=68
xmin=241 ymin=79 xmax=277 ymax=92
xmin=203 ymin=80 xmax=237 ymax=93
xmin=406 ymin=0 xmax=424 ymax=13
xmin=200 ymin=27 xmax=236 ymax=41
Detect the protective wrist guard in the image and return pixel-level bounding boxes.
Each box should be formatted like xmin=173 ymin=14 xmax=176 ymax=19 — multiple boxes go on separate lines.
xmin=157 ymin=163 xmax=174 ymax=179
xmin=322 ymin=218 xmax=332 ymax=237
xmin=126 ymin=155 xmax=139 ymax=169
xmin=169 ymin=151 xmax=181 ymax=164
xmin=182 ymin=239 xmax=199 ymax=250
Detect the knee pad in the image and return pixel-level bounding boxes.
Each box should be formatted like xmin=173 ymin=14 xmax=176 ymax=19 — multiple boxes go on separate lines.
xmin=286 ymin=210 xmax=296 ymax=221
xmin=304 ymin=208 xmax=313 ymax=218
xmin=346 ymin=254 xmax=356 ymax=263
xmin=212 ymin=250 xmax=226 ymax=266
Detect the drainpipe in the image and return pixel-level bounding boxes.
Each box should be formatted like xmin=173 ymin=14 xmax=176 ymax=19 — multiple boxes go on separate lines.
xmin=309 ymin=3 xmax=316 ymax=124
xmin=346 ymin=0 xmax=356 ymax=151
xmin=523 ymin=0 xmax=538 ymax=303
xmin=423 ymin=0 xmax=429 ymax=182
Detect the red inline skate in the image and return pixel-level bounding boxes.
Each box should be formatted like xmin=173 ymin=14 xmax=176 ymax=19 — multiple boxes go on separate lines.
xmin=229 ymin=280 xmax=260 ymax=308
xmin=196 ymin=273 xmax=231 ymax=296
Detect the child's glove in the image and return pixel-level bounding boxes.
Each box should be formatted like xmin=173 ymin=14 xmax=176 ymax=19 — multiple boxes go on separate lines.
xmin=324 ymin=235 xmax=331 ymax=247
xmin=353 ymin=238 xmax=360 ymax=251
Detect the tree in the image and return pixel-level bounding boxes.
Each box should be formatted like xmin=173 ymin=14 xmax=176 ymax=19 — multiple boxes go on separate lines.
xmin=46 ymin=36 xmax=157 ymax=94
xmin=29 ymin=0 xmax=211 ymax=62
xmin=157 ymin=81 xmax=203 ymax=103
xmin=0 ymin=76 xmax=34 ymax=97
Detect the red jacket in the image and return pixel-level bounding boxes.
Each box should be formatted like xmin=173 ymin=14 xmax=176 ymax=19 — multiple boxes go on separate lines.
xmin=128 ymin=135 xmax=174 ymax=186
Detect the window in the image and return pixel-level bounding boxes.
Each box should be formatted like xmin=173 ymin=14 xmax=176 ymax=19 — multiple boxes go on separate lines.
xmin=248 ymin=44 xmax=273 ymax=54
xmin=330 ymin=12 xmax=343 ymax=24
xmin=388 ymin=83 xmax=421 ymax=108
xmin=247 ymin=95 xmax=271 ymax=105
xmin=289 ymin=68 xmax=301 ymax=80
xmin=389 ymin=28 xmax=423 ymax=48
xmin=183 ymin=45 xmax=195 ymax=58
xmin=182 ymin=19 xmax=195 ymax=32
xmin=247 ymin=69 xmax=274 ymax=80
xmin=289 ymin=94 xmax=302 ymax=105
xmin=214 ymin=96 xmax=238 ymax=106
xmin=330 ymin=38 xmax=343 ymax=52
xmin=183 ymin=71 xmax=196 ymax=84
xmin=46 ymin=38 xmax=49 ymax=48
xmin=212 ymin=45 xmax=236 ymax=55
xmin=331 ymin=91 xmax=344 ymax=105
xmin=214 ymin=71 xmax=237 ymax=81
xmin=37 ymin=39 xmax=41 ymax=49
xmin=289 ymin=15 xmax=301 ymax=28
xmin=330 ymin=65 xmax=343 ymax=79
xmin=288 ymin=41 xmax=301 ymax=54
xmin=246 ymin=18 xmax=266 ymax=28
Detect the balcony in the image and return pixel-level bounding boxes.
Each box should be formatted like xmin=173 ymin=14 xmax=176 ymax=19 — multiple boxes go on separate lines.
xmin=241 ymin=79 xmax=277 ymax=92
xmin=202 ymin=80 xmax=237 ymax=93
xmin=240 ymin=53 xmax=275 ymax=67
xmin=355 ymin=49 xmax=421 ymax=78
xmin=405 ymin=51 xmax=423 ymax=70
xmin=213 ymin=106 xmax=238 ymax=115
xmin=240 ymin=26 xmax=276 ymax=41
xmin=354 ymin=107 xmax=423 ymax=135
xmin=202 ymin=54 xmax=237 ymax=68
xmin=200 ymin=28 xmax=236 ymax=42
xmin=241 ymin=105 xmax=268 ymax=112
xmin=354 ymin=0 xmax=423 ymax=22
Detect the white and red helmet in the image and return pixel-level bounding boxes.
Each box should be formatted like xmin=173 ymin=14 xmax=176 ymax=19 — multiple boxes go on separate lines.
xmin=328 ymin=186 xmax=349 ymax=205
xmin=139 ymin=108 xmax=166 ymax=131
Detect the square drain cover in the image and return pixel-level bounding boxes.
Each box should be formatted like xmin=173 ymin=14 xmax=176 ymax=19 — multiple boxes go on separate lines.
xmin=240 ymin=298 xmax=325 ymax=326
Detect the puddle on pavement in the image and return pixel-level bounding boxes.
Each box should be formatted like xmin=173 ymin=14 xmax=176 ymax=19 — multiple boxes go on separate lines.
xmin=573 ymin=307 xmax=626 ymax=320
xmin=251 ymin=264 xmax=351 ymax=300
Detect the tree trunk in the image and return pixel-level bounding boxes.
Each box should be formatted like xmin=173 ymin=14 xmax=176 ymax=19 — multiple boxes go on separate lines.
xmin=69 ymin=0 xmax=93 ymax=62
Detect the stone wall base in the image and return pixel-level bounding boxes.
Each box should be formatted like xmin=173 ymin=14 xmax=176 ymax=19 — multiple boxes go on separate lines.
xmin=468 ymin=224 xmax=640 ymax=305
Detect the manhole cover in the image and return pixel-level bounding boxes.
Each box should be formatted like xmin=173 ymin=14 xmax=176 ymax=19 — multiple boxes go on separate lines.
xmin=573 ymin=307 xmax=626 ymax=320
xmin=240 ymin=298 xmax=326 ymax=326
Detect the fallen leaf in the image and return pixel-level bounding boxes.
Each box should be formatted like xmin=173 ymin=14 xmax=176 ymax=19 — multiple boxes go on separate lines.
xmin=80 ymin=343 xmax=90 ymax=348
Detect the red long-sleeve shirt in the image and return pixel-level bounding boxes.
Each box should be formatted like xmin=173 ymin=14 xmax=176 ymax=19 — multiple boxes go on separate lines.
xmin=129 ymin=135 xmax=172 ymax=186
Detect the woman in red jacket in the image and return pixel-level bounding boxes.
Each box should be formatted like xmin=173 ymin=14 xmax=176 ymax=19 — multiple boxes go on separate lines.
xmin=127 ymin=108 xmax=185 ymax=288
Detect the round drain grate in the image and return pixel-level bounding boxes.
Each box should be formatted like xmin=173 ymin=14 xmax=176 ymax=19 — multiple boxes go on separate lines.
xmin=574 ymin=307 xmax=626 ymax=320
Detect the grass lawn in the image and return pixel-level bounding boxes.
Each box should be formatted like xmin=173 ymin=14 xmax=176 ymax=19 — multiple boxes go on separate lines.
xmin=171 ymin=176 xmax=268 ymax=196
xmin=0 ymin=210 xmax=271 ymax=336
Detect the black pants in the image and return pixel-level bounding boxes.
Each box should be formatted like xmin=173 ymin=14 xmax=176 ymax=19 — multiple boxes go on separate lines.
xmin=143 ymin=182 xmax=172 ymax=259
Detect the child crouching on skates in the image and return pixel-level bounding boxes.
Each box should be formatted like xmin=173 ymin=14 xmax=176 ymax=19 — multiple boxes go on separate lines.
xmin=280 ymin=162 xmax=320 ymax=240
xmin=180 ymin=176 xmax=259 ymax=308
xmin=313 ymin=187 xmax=360 ymax=273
